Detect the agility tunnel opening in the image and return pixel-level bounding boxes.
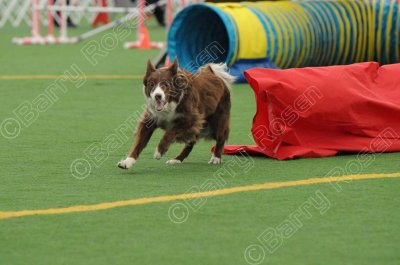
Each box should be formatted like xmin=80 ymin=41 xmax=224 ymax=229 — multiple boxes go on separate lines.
xmin=167 ymin=5 xmax=233 ymax=68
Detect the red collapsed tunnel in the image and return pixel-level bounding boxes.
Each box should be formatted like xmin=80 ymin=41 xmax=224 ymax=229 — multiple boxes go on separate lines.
xmin=223 ymin=62 xmax=400 ymax=160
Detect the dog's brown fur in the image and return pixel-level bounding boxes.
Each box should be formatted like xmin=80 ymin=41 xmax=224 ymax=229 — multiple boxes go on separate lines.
xmin=117 ymin=59 xmax=234 ymax=169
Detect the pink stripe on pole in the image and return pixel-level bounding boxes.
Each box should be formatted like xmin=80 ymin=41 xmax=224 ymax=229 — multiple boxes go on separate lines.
xmin=167 ymin=0 xmax=173 ymax=28
xmin=31 ymin=0 xmax=41 ymax=37
xmin=47 ymin=0 xmax=54 ymax=36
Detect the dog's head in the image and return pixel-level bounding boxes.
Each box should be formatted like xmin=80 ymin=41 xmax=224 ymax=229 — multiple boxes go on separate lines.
xmin=143 ymin=58 xmax=188 ymax=113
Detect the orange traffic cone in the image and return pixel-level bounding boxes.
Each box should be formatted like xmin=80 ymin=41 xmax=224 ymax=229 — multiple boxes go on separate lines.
xmin=92 ymin=0 xmax=109 ymax=27
xmin=123 ymin=0 xmax=164 ymax=50
xmin=164 ymin=57 xmax=171 ymax=66
xmin=124 ymin=24 xmax=164 ymax=49
xmin=137 ymin=26 xmax=152 ymax=49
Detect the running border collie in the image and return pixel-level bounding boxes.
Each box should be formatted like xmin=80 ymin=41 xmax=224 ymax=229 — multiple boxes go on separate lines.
xmin=117 ymin=59 xmax=235 ymax=169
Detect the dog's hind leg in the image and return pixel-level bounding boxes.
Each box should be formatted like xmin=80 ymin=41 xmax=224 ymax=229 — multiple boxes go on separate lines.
xmin=166 ymin=141 xmax=196 ymax=164
xmin=209 ymin=93 xmax=230 ymax=165
xmin=209 ymin=127 xmax=228 ymax=165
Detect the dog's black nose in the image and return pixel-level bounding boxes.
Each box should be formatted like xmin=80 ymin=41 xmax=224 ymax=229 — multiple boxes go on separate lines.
xmin=155 ymin=94 xmax=162 ymax=101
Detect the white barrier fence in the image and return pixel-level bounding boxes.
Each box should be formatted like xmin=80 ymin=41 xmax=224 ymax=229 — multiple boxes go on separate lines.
xmin=2 ymin=0 xmax=197 ymax=47
xmin=0 ymin=0 xmax=103 ymax=28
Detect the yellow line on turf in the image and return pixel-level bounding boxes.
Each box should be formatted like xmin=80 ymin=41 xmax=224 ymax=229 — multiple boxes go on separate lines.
xmin=0 ymin=172 xmax=399 ymax=221
xmin=0 ymin=74 xmax=143 ymax=80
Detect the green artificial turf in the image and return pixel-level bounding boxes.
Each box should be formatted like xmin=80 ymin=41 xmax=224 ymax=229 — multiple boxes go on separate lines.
xmin=0 ymin=20 xmax=399 ymax=265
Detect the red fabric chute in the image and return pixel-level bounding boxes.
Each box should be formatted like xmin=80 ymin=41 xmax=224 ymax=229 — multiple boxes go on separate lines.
xmin=223 ymin=62 xmax=400 ymax=160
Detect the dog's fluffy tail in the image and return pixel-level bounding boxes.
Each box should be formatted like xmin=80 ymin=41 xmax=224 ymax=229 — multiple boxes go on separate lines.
xmin=203 ymin=63 xmax=236 ymax=89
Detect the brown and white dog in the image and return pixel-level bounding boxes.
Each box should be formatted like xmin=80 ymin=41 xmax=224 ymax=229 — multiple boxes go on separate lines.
xmin=117 ymin=59 xmax=234 ymax=169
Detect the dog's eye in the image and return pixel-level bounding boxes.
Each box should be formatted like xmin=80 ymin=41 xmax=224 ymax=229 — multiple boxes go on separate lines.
xmin=147 ymin=81 xmax=155 ymax=89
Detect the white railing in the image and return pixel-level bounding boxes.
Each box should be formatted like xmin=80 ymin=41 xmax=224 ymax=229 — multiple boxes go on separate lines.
xmin=0 ymin=0 xmax=113 ymax=28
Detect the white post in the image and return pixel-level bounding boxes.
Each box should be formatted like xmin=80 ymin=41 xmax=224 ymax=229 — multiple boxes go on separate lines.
xmin=31 ymin=0 xmax=41 ymax=38
xmin=60 ymin=0 xmax=68 ymax=39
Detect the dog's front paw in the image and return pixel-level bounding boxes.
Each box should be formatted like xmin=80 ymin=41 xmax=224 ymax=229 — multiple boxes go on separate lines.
xmin=166 ymin=159 xmax=182 ymax=165
xmin=117 ymin=157 xmax=136 ymax=169
xmin=208 ymin=154 xmax=221 ymax=165
xmin=153 ymin=149 xmax=162 ymax=160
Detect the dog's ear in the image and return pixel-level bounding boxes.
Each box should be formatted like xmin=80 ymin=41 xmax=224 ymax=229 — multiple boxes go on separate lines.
xmin=146 ymin=60 xmax=155 ymax=76
xmin=169 ymin=57 xmax=178 ymax=75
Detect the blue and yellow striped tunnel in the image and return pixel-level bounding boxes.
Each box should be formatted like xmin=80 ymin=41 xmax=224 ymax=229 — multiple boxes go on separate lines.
xmin=167 ymin=0 xmax=400 ymax=81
